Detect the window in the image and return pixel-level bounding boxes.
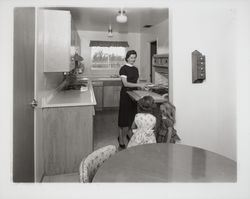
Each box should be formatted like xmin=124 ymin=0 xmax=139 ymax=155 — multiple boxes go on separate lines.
xmin=91 ymin=46 xmax=126 ymax=69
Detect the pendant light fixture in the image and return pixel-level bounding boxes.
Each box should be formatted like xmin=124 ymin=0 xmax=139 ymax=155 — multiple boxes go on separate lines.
xmin=107 ymin=24 xmax=113 ymax=37
xmin=116 ymin=8 xmax=127 ymax=23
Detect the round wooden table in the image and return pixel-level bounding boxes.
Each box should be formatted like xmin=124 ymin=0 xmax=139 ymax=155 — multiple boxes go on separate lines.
xmin=93 ymin=143 xmax=236 ymax=182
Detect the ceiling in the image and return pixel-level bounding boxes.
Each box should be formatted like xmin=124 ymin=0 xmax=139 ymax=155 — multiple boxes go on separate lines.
xmin=44 ymin=7 xmax=168 ymax=33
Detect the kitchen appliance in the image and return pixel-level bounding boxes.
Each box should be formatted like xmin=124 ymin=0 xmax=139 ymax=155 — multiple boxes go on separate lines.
xmin=152 ymin=54 xmax=168 ymax=97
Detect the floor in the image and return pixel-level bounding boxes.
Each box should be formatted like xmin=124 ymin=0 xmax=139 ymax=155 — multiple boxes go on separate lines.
xmin=42 ymin=109 xmax=122 ymax=183
xmin=93 ymin=109 xmax=129 ymax=150
xmin=42 ymin=172 xmax=79 ymax=182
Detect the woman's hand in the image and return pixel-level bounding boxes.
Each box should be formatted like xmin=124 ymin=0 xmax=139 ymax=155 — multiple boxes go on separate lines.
xmin=137 ymin=83 xmax=146 ymax=90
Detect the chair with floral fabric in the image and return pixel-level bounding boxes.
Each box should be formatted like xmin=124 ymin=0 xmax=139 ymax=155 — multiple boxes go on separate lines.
xmin=79 ymin=145 xmax=117 ymax=183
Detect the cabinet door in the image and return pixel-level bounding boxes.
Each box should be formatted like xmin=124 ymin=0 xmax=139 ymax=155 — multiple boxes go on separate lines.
xmin=103 ymin=86 xmax=121 ymax=108
xmin=13 ymin=7 xmax=35 ymax=182
xmin=103 ymin=86 xmax=114 ymax=107
xmin=93 ymin=86 xmax=103 ymax=110
xmin=113 ymin=86 xmax=121 ymax=107
xmin=43 ymin=10 xmax=72 ymax=72
xmin=42 ymin=106 xmax=94 ymax=175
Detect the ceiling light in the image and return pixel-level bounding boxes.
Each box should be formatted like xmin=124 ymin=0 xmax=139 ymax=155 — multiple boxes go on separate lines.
xmin=116 ymin=8 xmax=127 ymax=23
xmin=108 ymin=25 xmax=113 ymax=37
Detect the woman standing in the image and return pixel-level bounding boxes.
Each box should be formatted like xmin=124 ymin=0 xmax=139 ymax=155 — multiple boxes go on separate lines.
xmin=118 ymin=50 xmax=145 ymax=149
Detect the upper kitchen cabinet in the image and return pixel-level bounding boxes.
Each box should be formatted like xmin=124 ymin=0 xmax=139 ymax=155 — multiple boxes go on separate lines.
xmin=42 ymin=9 xmax=76 ymax=72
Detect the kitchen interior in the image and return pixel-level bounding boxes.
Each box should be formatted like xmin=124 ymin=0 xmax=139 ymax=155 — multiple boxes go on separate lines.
xmin=5 ymin=0 xmax=250 ymax=196
xmin=13 ymin=6 xmax=170 ymax=182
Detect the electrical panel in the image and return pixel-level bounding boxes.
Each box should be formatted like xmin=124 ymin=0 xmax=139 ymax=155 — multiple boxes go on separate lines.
xmin=192 ymin=50 xmax=206 ymax=83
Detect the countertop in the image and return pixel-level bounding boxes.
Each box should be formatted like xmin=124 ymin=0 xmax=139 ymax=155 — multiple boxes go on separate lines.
xmin=41 ymin=76 xmax=150 ymax=108
xmin=42 ymin=79 xmax=96 ymax=108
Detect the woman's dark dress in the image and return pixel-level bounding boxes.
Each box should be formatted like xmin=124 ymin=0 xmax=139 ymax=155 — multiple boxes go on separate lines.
xmin=118 ymin=65 xmax=139 ymax=128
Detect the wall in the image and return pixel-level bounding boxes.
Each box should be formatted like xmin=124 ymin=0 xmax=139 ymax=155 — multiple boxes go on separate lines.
xmin=140 ymin=19 xmax=169 ymax=81
xmin=170 ymin=4 xmax=237 ymax=160
xmin=78 ymin=31 xmax=141 ymax=77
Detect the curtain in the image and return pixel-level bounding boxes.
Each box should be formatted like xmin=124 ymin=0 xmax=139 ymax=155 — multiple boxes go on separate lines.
xmin=89 ymin=40 xmax=129 ymax=47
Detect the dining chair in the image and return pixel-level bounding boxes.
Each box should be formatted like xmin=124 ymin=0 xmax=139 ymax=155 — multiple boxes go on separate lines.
xmin=79 ymin=145 xmax=117 ymax=182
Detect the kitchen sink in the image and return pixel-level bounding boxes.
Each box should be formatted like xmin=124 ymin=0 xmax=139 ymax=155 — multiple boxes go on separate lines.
xmin=62 ymin=80 xmax=88 ymax=91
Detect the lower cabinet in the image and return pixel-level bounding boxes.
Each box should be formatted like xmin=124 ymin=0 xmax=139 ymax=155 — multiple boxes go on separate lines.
xmin=103 ymin=86 xmax=121 ymax=108
xmin=92 ymin=80 xmax=121 ymax=110
xmin=92 ymin=81 xmax=103 ymax=111
xmin=93 ymin=86 xmax=103 ymax=110
xmin=42 ymin=106 xmax=94 ymax=175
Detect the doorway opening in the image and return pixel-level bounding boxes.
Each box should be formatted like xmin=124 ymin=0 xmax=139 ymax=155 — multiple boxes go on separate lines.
xmin=150 ymin=41 xmax=157 ymax=83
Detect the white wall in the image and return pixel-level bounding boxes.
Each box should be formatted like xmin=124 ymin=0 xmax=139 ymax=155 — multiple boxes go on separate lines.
xmin=78 ymin=31 xmax=141 ymax=77
xmin=170 ymin=5 xmax=237 ymax=160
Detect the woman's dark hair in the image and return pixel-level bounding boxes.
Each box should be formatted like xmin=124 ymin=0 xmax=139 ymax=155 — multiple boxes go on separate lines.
xmin=125 ymin=50 xmax=137 ymax=62
xmin=137 ymin=95 xmax=155 ymax=114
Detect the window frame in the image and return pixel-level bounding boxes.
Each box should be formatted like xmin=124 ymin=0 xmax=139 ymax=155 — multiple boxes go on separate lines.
xmin=90 ymin=46 xmax=127 ymax=70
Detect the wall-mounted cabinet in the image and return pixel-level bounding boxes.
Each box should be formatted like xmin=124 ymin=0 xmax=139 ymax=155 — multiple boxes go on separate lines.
xmin=192 ymin=50 xmax=206 ymax=83
xmin=42 ymin=9 xmax=81 ymax=72
xmin=152 ymin=53 xmax=169 ymax=68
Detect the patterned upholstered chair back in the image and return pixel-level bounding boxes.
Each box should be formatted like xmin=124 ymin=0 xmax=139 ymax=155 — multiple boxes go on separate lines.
xmin=79 ymin=145 xmax=117 ymax=182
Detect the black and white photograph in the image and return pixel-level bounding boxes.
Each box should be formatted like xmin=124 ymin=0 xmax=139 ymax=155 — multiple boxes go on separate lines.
xmin=0 ymin=0 xmax=250 ymax=198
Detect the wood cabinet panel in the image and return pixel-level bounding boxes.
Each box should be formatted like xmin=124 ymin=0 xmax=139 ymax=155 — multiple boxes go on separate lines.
xmin=43 ymin=10 xmax=72 ymax=72
xmin=103 ymin=86 xmax=121 ymax=108
xmin=93 ymin=86 xmax=103 ymax=110
xmin=42 ymin=106 xmax=94 ymax=175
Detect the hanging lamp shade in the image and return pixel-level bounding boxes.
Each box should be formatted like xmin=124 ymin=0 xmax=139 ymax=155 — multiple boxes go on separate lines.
xmin=116 ymin=9 xmax=127 ymax=23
